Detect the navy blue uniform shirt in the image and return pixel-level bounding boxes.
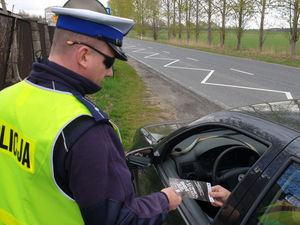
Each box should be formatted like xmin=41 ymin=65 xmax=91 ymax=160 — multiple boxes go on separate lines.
xmin=27 ymin=59 xmax=169 ymax=225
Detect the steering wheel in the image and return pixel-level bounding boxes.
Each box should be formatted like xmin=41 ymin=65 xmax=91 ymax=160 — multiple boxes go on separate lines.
xmin=212 ymin=145 xmax=257 ymax=190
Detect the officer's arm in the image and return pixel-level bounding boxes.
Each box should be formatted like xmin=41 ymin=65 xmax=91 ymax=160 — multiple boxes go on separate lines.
xmin=66 ymin=123 xmax=172 ymax=225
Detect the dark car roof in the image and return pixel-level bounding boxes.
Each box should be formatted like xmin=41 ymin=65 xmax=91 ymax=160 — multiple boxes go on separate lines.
xmin=182 ymin=100 xmax=300 ymax=155
xmin=139 ymin=99 xmax=300 ymax=153
xmin=230 ymin=99 xmax=300 ymax=133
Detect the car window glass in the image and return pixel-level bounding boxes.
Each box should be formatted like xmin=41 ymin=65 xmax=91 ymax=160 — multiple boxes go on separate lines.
xmin=246 ymin=162 xmax=300 ymax=225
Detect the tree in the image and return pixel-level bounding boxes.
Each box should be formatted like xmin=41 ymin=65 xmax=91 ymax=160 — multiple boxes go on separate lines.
xmin=185 ymin=0 xmax=193 ymax=42
xmin=257 ymin=0 xmax=267 ymax=52
xmin=108 ymin=0 xmax=134 ymax=18
xmin=201 ymin=0 xmax=214 ymax=45
xmin=254 ymin=0 xmax=276 ymax=52
xmin=172 ymin=0 xmax=177 ymax=38
xmin=232 ymin=0 xmax=255 ymax=50
xmin=178 ymin=0 xmax=184 ymax=40
xmin=278 ymin=0 xmax=300 ymax=56
xmin=132 ymin=0 xmax=151 ymax=35
xmin=214 ymin=0 xmax=233 ymax=47
xmin=207 ymin=0 xmax=213 ymax=45
xmin=195 ymin=0 xmax=201 ymax=42
xmin=149 ymin=0 xmax=160 ymax=40
xmin=162 ymin=0 xmax=172 ymax=40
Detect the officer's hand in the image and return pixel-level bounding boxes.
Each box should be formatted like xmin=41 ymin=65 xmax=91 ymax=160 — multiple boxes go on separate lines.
xmin=209 ymin=185 xmax=231 ymax=207
xmin=161 ymin=187 xmax=182 ymax=211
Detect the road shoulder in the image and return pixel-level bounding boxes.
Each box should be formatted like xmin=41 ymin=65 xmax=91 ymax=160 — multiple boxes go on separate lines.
xmin=127 ymin=57 xmax=223 ymax=121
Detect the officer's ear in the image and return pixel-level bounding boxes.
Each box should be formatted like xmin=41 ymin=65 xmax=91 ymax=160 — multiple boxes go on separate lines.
xmin=76 ymin=46 xmax=91 ymax=69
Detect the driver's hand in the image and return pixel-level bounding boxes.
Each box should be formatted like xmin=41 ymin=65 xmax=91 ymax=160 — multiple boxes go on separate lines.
xmin=161 ymin=187 xmax=182 ymax=211
xmin=209 ymin=185 xmax=231 ymax=207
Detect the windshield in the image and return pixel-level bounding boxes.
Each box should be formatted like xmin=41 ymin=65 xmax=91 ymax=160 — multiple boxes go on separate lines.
xmin=232 ymin=100 xmax=300 ymax=133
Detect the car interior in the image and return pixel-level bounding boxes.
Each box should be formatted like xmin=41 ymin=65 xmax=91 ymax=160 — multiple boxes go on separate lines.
xmin=159 ymin=126 xmax=269 ymax=220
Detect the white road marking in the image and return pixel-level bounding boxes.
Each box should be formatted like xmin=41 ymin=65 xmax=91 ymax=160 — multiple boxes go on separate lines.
xmin=123 ymin=45 xmax=136 ymax=49
xmin=230 ymin=68 xmax=254 ymax=75
xmin=148 ymin=47 xmax=153 ymax=49
xmin=186 ymin=57 xmax=199 ymax=62
xmin=132 ymin=48 xmax=146 ymax=53
xmin=163 ymin=51 xmax=170 ymax=54
xmin=127 ymin=47 xmax=293 ymax=100
xmin=201 ymin=70 xmax=215 ymax=84
xmin=164 ymin=59 xmax=180 ymax=67
xmin=201 ymin=71 xmax=293 ymax=99
xmin=167 ymin=65 xmax=212 ymax=72
xmin=144 ymin=53 xmax=159 ymax=58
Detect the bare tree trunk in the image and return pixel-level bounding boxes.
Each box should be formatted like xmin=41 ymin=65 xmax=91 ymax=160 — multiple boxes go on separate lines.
xmin=167 ymin=0 xmax=171 ymax=40
xmin=236 ymin=1 xmax=244 ymax=50
xmin=237 ymin=28 xmax=243 ymax=50
xmin=172 ymin=0 xmax=176 ymax=38
xmin=196 ymin=0 xmax=200 ymax=42
xmin=290 ymin=40 xmax=296 ymax=55
xmin=185 ymin=0 xmax=190 ymax=42
xmin=178 ymin=0 xmax=182 ymax=40
xmin=151 ymin=0 xmax=159 ymax=41
xmin=152 ymin=11 xmax=157 ymax=41
xmin=188 ymin=1 xmax=191 ymax=41
xmin=290 ymin=0 xmax=299 ymax=56
xmin=153 ymin=24 xmax=157 ymax=40
xmin=220 ymin=0 xmax=226 ymax=47
xmin=259 ymin=0 xmax=266 ymax=52
xmin=207 ymin=0 xmax=212 ymax=45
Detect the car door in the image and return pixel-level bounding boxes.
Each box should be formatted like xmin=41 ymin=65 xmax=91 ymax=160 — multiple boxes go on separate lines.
xmin=155 ymin=124 xmax=269 ymax=225
xmin=218 ymin=137 xmax=300 ymax=225
xmin=128 ymin=152 xmax=186 ymax=225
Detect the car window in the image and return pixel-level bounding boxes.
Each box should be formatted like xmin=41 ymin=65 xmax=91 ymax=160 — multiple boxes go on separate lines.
xmin=246 ymin=162 xmax=300 ymax=225
xmin=162 ymin=127 xmax=267 ymax=221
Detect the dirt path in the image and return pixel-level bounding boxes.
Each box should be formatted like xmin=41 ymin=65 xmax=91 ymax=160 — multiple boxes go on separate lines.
xmin=127 ymin=57 xmax=224 ymax=121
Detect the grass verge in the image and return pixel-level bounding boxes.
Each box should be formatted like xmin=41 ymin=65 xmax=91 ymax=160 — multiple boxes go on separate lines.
xmin=159 ymin=39 xmax=300 ymax=68
xmin=128 ymin=33 xmax=300 ymax=68
xmin=87 ymin=60 xmax=162 ymax=151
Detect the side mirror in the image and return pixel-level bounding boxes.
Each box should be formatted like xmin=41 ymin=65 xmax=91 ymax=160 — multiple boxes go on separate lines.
xmin=126 ymin=147 xmax=154 ymax=169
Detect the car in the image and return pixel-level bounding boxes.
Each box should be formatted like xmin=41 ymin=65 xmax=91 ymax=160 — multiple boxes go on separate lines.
xmin=126 ymin=99 xmax=300 ymax=225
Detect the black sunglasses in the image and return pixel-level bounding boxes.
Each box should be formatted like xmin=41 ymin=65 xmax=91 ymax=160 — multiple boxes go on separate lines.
xmin=67 ymin=41 xmax=115 ymax=69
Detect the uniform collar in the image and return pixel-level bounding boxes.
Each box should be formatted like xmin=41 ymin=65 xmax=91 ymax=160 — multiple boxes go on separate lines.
xmin=29 ymin=58 xmax=101 ymax=95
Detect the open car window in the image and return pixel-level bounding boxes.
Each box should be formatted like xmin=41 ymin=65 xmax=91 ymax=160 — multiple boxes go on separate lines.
xmin=160 ymin=126 xmax=269 ymax=221
xmin=246 ymin=162 xmax=300 ymax=225
xmin=168 ymin=127 xmax=267 ymax=188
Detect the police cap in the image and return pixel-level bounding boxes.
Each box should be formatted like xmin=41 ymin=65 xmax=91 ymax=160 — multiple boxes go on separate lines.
xmin=51 ymin=7 xmax=134 ymax=61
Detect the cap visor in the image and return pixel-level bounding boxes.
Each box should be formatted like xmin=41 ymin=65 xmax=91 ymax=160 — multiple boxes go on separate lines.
xmin=108 ymin=43 xmax=127 ymax=61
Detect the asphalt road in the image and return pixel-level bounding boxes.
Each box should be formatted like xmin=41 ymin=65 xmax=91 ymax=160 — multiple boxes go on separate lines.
xmin=123 ymin=38 xmax=300 ymax=108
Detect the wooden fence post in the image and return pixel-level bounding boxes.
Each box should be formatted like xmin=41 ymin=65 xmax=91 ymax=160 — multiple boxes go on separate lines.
xmin=44 ymin=24 xmax=51 ymax=56
xmin=10 ymin=17 xmax=21 ymax=82
xmin=0 ymin=15 xmax=14 ymax=89
xmin=28 ymin=18 xmax=42 ymax=62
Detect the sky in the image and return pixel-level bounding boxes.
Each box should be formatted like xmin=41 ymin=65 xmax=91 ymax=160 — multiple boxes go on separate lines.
xmin=4 ymin=0 xmax=108 ymax=16
xmin=3 ymin=0 xmax=288 ymax=29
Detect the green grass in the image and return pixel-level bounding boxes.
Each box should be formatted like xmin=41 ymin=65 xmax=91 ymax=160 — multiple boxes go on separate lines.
xmin=128 ymin=29 xmax=300 ymax=67
xmin=87 ymin=60 xmax=162 ymax=150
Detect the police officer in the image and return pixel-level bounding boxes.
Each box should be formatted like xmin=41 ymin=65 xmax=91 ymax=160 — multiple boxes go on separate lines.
xmin=0 ymin=7 xmax=181 ymax=225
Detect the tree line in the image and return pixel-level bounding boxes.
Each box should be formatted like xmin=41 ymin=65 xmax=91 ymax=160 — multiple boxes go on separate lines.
xmin=108 ymin=0 xmax=299 ymax=56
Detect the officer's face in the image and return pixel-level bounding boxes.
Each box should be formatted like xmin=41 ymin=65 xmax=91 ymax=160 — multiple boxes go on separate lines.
xmin=88 ymin=41 xmax=114 ymax=84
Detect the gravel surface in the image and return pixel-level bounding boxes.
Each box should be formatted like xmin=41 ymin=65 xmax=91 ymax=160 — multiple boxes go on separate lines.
xmin=127 ymin=57 xmax=224 ymax=121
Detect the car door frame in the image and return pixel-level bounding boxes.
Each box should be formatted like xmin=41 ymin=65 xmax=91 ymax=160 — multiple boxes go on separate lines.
xmin=238 ymin=137 xmax=300 ymax=225
xmin=154 ymin=122 xmax=270 ymax=225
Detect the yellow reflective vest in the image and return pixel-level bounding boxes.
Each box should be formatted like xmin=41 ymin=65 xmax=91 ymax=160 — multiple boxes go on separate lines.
xmin=0 ymin=80 xmax=99 ymax=225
